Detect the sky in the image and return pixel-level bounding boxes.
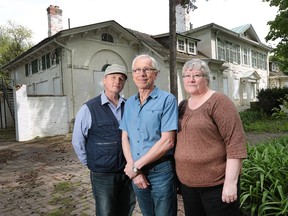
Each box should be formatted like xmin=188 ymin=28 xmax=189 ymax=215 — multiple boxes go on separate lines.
xmin=0 ymin=0 xmax=279 ymax=46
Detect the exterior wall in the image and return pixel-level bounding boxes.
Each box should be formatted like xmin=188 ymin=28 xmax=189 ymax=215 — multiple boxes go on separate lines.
xmin=189 ymin=29 xmax=213 ymax=57
xmin=14 ymin=85 xmax=69 ymax=141
xmin=59 ymin=33 xmax=172 ymax=122
xmin=9 ymin=54 xmax=62 ymax=96
xmin=269 ymin=77 xmax=288 ymax=88
xmin=188 ymin=28 xmax=269 ymax=106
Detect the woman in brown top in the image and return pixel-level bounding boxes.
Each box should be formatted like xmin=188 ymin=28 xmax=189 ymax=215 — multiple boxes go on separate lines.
xmin=175 ymin=59 xmax=247 ymax=216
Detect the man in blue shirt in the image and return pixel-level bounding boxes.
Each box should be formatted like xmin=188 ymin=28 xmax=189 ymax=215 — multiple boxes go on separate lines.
xmin=72 ymin=64 xmax=136 ymax=216
xmin=119 ymin=54 xmax=178 ymax=216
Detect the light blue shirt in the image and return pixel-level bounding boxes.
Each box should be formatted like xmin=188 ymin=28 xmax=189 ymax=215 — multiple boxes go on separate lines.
xmin=119 ymin=87 xmax=178 ymax=161
xmin=72 ymin=92 xmax=125 ymax=165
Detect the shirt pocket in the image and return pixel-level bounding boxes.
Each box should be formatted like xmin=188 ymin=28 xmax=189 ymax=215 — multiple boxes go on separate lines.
xmin=95 ymin=120 xmax=117 ymax=137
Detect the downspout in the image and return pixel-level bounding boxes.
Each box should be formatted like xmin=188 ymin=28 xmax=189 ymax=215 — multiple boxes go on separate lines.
xmin=52 ymin=38 xmax=76 ymax=118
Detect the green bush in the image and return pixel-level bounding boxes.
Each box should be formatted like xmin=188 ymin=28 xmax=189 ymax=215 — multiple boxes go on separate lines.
xmin=256 ymin=87 xmax=288 ymax=116
xmin=272 ymin=94 xmax=288 ymax=119
xmin=240 ymin=137 xmax=288 ymax=216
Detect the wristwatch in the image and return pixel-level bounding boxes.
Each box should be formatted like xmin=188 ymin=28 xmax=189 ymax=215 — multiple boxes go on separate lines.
xmin=132 ymin=163 xmax=139 ymax=173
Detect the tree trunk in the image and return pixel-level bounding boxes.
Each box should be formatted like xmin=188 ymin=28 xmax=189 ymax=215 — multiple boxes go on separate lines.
xmin=169 ymin=0 xmax=178 ymax=100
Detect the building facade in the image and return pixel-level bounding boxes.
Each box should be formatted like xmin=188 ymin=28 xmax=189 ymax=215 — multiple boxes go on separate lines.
xmin=1 ymin=5 xmax=272 ymax=140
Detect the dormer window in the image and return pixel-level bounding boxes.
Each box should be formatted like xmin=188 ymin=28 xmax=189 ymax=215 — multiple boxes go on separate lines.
xmin=177 ymin=37 xmax=197 ymax=54
xmin=188 ymin=41 xmax=196 ymax=54
xmin=177 ymin=39 xmax=185 ymax=52
xmin=101 ymin=33 xmax=114 ymax=43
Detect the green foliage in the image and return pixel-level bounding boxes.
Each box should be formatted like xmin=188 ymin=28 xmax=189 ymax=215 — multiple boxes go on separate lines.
xmin=264 ymin=0 xmax=288 ymax=72
xmin=272 ymin=94 xmax=288 ymax=119
xmin=256 ymin=88 xmax=288 ymax=116
xmin=240 ymin=137 xmax=288 ymax=216
xmin=0 ymin=20 xmax=33 ymax=73
xmin=240 ymin=110 xmax=266 ymax=126
xmin=240 ymin=108 xmax=288 ymax=132
xmin=180 ymin=0 xmax=198 ymax=12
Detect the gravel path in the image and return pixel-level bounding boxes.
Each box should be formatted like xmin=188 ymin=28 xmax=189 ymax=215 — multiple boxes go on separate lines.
xmin=245 ymin=132 xmax=288 ymax=145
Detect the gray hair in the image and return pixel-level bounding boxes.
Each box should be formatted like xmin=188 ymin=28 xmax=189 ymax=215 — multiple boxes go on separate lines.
xmin=132 ymin=54 xmax=160 ymax=72
xmin=182 ymin=59 xmax=210 ymax=84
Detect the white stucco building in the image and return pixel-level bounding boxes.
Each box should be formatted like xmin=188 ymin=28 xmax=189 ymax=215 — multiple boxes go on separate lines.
xmin=1 ymin=4 xmax=272 ymax=140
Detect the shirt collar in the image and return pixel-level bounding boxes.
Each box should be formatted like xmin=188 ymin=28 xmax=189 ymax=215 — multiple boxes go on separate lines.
xmin=101 ymin=92 xmax=125 ymax=106
xmin=134 ymin=86 xmax=159 ymax=101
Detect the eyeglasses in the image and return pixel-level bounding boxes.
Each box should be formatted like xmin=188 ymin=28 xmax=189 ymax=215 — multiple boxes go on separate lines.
xmin=182 ymin=74 xmax=204 ymax=80
xmin=132 ymin=68 xmax=157 ymax=74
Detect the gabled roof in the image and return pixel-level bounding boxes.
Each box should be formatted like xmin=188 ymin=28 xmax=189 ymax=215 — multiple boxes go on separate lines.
xmin=231 ymin=24 xmax=260 ymax=43
xmin=186 ymin=23 xmax=272 ymax=51
xmin=2 ymin=20 xmax=140 ymax=70
xmin=2 ymin=20 xmax=207 ymax=70
xmin=127 ymin=29 xmax=207 ymax=62
xmin=241 ymin=71 xmax=261 ymax=80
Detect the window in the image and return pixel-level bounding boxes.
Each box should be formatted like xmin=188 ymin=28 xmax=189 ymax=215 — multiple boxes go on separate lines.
xmin=272 ymin=62 xmax=278 ymax=72
xmin=217 ymin=38 xmax=225 ymax=61
xmin=187 ymin=41 xmax=196 ymax=54
xmin=101 ymin=33 xmax=114 ymax=43
xmin=233 ymin=44 xmax=241 ymax=64
xmin=236 ymin=46 xmax=241 ymax=64
xmin=31 ymin=59 xmax=38 ymax=74
xmin=46 ymin=53 xmax=51 ymax=69
xmin=38 ymin=58 xmax=43 ymax=72
xmin=251 ymin=50 xmax=257 ymax=68
xmin=50 ymin=48 xmax=60 ymax=66
xmin=225 ymin=41 xmax=232 ymax=62
xmin=242 ymin=47 xmax=249 ymax=65
xmin=177 ymin=39 xmax=185 ymax=52
xmin=25 ymin=63 xmax=32 ymax=77
xmin=41 ymin=55 xmax=47 ymax=70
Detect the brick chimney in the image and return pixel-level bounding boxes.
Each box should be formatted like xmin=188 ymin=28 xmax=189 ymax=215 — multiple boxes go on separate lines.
xmin=175 ymin=1 xmax=191 ymax=33
xmin=47 ymin=5 xmax=63 ymax=37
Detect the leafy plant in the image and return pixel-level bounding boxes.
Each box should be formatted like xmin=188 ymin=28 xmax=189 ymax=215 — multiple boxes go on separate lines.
xmin=272 ymin=94 xmax=288 ymax=119
xmin=240 ymin=137 xmax=288 ymax=216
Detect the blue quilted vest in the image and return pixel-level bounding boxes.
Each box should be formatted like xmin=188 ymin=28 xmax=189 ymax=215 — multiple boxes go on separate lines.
xmin=85 ymin=95 xmax=126 ymax=173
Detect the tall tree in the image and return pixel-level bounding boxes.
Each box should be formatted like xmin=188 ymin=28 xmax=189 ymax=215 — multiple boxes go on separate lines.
xmin=0 ymin=21 xmax=33 ymax=75
xmin=169 ymin=0 xmax=197 ymax=100
xmin=264 ymin=0 xmax=288 ymax=74
xmin=169 ymin=0 xmax=177 ymax=99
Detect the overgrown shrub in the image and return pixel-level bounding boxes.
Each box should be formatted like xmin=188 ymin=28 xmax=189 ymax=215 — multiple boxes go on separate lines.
xmin=272 ymin=94 xmax=288 ymax=119
xmin=256 ymin=87 xmax=288 ymax=116
xmin=240 ymin=137 xmax=288 ymax=216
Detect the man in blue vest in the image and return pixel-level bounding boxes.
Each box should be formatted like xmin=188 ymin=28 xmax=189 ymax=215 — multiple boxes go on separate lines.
xmin=72 ymin=64 xmax=136 ymax=216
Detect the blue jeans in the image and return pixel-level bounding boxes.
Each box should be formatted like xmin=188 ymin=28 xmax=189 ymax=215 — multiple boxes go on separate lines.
xmin=90 ymin=171 xmax=136 ymax=216
xmin=180 ymin=181 xmax=240 ymax=216
xmin=133 ymin=160 xmax=177 ymax=216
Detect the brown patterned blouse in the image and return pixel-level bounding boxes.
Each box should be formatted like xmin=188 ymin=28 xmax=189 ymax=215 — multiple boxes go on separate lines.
xmin=175 ymin=92 xmax=247 ymax=187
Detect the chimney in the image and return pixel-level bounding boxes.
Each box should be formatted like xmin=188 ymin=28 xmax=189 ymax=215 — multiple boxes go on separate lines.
xmin=175 ymin=1 xmax=191 ymax=33
xmin=47 ymin=5 xmax=63 ymax=37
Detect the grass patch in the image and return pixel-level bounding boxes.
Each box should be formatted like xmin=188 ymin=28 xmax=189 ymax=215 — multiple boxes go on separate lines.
xmin=240 ymin=109 xmax=288 ymax=133
xmin=53 ymin=181 xmax=73 ymax=193
xmin=47 ymin=181 xmax=75 ymax=215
